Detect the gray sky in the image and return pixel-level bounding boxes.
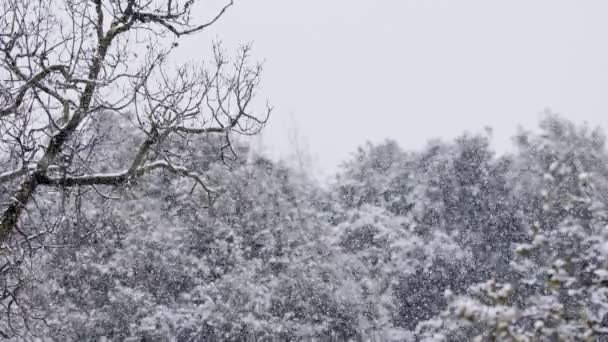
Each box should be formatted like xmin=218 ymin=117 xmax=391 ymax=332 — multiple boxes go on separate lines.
xmin=179 ymin=0 xmax=608 ymax=176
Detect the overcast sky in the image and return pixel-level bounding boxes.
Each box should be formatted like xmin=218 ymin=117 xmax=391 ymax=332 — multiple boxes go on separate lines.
xmin=179 ymin=0 xmax=608 ymax=176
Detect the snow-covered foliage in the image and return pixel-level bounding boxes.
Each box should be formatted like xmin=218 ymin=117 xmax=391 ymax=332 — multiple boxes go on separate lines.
xmin=416 ymin=115 xmax=608 ymax=341
xmin=3 ymin=115 xmax=608 ymax=341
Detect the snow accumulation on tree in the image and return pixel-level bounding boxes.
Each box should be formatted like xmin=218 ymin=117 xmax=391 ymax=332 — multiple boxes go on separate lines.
xmin=1 ymin=0 xmax=608 ymax=341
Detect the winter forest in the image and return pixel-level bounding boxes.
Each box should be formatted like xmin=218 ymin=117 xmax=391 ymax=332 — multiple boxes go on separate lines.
xmin=2 ymin=0 xmax=608 ymax=341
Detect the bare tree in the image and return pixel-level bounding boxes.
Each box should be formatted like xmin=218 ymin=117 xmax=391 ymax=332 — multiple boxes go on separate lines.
xmin=0 ymin=0 xmax=270 ymax=244
xmin=0 ymin=0 xmax=269 ymax=336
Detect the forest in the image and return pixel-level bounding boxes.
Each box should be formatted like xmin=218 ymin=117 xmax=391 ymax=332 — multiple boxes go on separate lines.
xmin=4 ymin=113 xmax=608 ymax=341
xmin=2 ymin=0 xmax=608 ymax=341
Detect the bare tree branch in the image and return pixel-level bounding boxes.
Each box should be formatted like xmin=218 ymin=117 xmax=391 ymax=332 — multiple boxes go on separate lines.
xmin=0 ymin=0 xmax=266 ymax=243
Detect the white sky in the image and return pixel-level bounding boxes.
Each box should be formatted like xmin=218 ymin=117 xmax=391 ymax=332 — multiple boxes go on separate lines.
xmin=179 ymin=0 xmax=608 ymax=176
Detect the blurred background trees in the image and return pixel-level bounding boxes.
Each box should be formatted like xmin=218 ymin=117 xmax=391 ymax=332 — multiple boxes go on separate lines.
xmin=1 ymin=112 xmax=601 ymax=341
